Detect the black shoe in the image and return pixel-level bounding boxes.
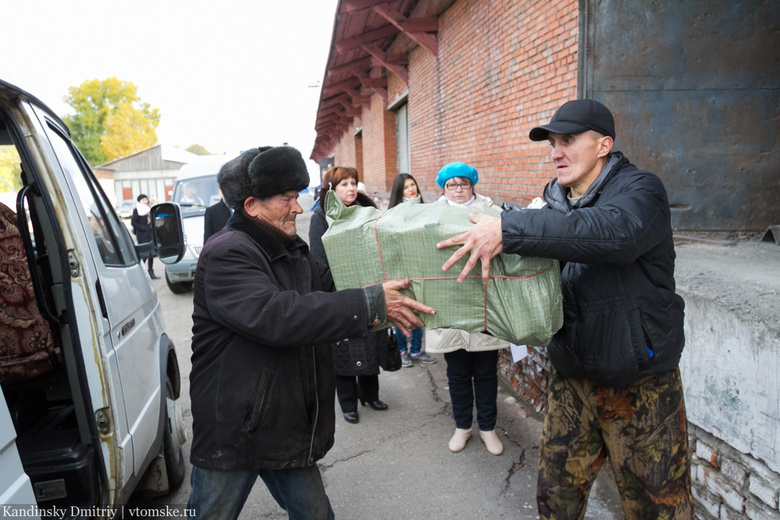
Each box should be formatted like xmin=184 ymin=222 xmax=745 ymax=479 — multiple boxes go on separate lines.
xmin=148 ymin=271 xmax=160 ymax=280
xmin=343 ymin=411 xmax=359 ymax=423
xmin=360 ymin=399 xmax=388 ymax=411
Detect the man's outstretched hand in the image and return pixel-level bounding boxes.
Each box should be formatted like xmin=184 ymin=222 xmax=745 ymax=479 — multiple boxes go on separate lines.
xmin=382 ymin=279 xmax=435 ymax=337
xmin=436 ymin=214 xmax=503 ymax=284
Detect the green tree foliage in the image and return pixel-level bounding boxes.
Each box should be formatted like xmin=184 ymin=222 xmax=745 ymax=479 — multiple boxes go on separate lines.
xmin=101 ymin=102 xmax=160 ymax=161
xmin=62 ymin=77 xmax=160 ymax=165
xmin=185 ymin=144 xmax=212 ymax=156
xmin=0 ymin=146 xmax=22 ymax=192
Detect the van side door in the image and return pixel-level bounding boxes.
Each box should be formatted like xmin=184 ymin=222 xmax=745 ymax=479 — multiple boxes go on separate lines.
xmin=37 ymin=112 xmax=165 ymax=486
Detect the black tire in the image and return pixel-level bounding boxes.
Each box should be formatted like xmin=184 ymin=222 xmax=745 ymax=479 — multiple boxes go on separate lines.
xmin=163 ymin=378 xmax=186 ymax=490
xmin=165 ymin=272 xmax=193 ymax=294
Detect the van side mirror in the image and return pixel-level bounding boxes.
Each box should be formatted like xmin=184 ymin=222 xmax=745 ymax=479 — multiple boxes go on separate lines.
xmin=150 ymin=203 xmax=185 ymax=264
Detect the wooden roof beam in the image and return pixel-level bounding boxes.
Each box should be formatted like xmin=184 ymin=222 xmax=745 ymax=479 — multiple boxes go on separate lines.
xmin=320 ymin=93 xmax=353 ymax=109
xmin=326 ymin=56 xmax=372 ymax=78
xmin=321 ymin=77 xmax=362 ymax=97
xmin=342 ymin=0 xmax=387 ymax=12
xmin=347 ymin=93 xmax=371 ymax=107
xmin=372 ymin=3 xmax=438 ymax=56
xmin=351 ymin=70 xmax=388 ymax=102
xmin=336 ymin=98 xmax=363 ymax=117
xmin=362 ymin=43 xmax=408 ymax=83
xmin=354 ymin=75 xmax=387 ymax=90
xmin=335 ymin=24 xmax=399 ymax=53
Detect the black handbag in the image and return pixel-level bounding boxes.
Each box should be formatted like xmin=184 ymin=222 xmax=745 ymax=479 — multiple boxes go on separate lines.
xmin=378 ymin=328 xmax=402 ymax=372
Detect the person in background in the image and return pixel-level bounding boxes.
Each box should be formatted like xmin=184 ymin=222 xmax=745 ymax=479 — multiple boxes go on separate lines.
xmin=437 ymin=99 xmax=693 ymax=519
xmin=387 ymin=173 xmax=435 ymax=367
xmin=130 ymin=194 xmax=158 ymax=279
xmin=425 ymin=162 xmax=508 ymax=456
xmin=204 ymin=187 xmax=232 ymax=243
xmin=187 ymin=146 xmax=434 ymax=519
xmin=309 ymin=166 xmax=390 ymax=424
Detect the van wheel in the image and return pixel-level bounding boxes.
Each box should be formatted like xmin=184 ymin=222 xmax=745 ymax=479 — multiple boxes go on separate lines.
xmin=164 ymin=378 xmax=186 ymax=490
xmin=165 ymin=272 xmax=192 ymax=294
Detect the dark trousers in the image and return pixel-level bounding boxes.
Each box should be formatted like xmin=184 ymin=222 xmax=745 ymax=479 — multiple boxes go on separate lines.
xmin=335 ymin=374 xmax=379 ymax=413
xmin=443 ymin=349 xmax=498 ymax=431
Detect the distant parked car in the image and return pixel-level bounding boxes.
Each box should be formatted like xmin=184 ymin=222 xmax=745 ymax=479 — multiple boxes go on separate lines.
xmin=164 ymin=157 xmax=227 ymax=294
xmin=117 ymin=199 xmax=135 ymax=218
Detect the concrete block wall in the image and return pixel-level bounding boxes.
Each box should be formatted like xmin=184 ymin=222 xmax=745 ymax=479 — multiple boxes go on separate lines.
xmin=675 ymin=242 xmax=780 ymax=519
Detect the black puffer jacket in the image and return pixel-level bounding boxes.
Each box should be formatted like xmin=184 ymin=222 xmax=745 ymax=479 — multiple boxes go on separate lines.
xmin=190 ymin=211 xmax=384 ymax=470
xmin=501 ymin=152 xmax=685 ymax=386
xmin=309 ymin=194 xmax=383 ymax=376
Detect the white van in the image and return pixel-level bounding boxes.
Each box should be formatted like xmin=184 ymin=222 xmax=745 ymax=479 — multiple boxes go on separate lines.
xmin=164 ymin=157 xmax=228 ymax=293
xmin=0 ymin=79 xmax=187 ymax=515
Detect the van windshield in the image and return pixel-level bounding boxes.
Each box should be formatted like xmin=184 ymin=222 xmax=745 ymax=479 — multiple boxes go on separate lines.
xmin=172 ymin=176 xmax=219 ymax=217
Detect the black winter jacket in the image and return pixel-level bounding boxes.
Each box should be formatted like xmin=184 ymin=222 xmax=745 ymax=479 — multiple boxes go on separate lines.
xmin=501 ymin=152 xmax=685 ymax=386
xmin=130 ymin=208 xmax=153 ymax=244
xmin=189 ymin=211 xmax=385 ymax=470
xmin=309 ymin=194 xmax=384 ymax=376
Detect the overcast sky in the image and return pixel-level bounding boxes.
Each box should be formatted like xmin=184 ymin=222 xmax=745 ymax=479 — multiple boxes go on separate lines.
xmin=1 ymin=0 xmax=339 ymax=175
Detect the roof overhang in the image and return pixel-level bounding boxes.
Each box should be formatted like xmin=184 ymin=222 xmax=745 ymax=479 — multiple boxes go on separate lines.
xmin=311 ymin=0 xmax=447 ymax=160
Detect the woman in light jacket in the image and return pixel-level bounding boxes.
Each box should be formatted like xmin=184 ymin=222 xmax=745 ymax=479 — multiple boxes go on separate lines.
xmin=426 ymin=162 xmax=508 ymax=456
xmin=309 ymin=166 xmax=388 ymax=424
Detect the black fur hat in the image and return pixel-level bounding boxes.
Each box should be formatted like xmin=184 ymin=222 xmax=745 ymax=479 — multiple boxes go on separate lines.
xmin=217 ymin=147 xmax=270 ymax=209
xmin=248 ymin=146 xmax=309 ymax=200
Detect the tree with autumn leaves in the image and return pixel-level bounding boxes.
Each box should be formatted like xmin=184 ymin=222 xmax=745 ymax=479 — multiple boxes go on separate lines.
xmin=63 ymin=77 xmax=160 ymax=165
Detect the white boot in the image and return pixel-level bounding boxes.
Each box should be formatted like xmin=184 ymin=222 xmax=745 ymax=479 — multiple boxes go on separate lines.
xmin=479 ymin=429 xmax=504 ymax=456
xmin=448 ymin=428 xmax=472 ymax=453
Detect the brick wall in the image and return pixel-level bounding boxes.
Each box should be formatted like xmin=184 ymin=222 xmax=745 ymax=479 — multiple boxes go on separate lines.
xmin=403 ymin=0 xmax=579 ymax=205
xmin=326 ymin=0 xmax=578 ymax=204
xmin=690 ymin=424 xmax=780 ymax=519
xmin=330 ymin=118 xmax=361 ymax=173
xmin=498 ymin=347 xmax=550 ymax=414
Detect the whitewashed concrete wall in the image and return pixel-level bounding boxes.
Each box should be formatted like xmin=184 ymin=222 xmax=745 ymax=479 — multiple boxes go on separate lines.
xmin=676 ymin=241 xmax=780 ymax=519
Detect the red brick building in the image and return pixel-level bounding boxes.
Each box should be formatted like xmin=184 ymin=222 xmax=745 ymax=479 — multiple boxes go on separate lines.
xmin=312 ymin=0 xmax=579 ymax=411
xmin=312 ymin=0 xmax=579 ymax=207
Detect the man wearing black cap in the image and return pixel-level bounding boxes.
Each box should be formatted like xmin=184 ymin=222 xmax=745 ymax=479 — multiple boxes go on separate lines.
xmin=438 ymin=100 xmax=693 ymax=519
xmin=186 ymin=146 xmax=434 ymax=520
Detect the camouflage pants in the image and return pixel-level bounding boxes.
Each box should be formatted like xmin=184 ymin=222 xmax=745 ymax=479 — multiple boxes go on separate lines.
xmin=537 ymin=368 xmax=693 ymax=520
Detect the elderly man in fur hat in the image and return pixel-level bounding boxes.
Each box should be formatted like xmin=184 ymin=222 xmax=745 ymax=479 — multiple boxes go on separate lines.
xmin=185 ymin=146 xmax=434 ymax=520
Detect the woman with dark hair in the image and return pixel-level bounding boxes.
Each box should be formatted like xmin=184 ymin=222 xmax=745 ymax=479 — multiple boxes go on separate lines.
xmin=387 ymin=173 xmax=435 ymax=368
xmin=309 ymin=166 xmax=389 ymax=424
xmin=387 ymin=172 xmax=424 ymax=209
xmin=131 ymin=194 xmax=159 ymax=279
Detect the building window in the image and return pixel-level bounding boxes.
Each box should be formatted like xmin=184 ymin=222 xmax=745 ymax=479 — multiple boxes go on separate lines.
xmin=395 ymin=103 xmax=410 ymax=174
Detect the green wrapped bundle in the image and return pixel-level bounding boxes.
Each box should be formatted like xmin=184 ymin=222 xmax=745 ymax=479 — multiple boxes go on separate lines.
xmin=321 ymin=192 xmax=563 ymax=346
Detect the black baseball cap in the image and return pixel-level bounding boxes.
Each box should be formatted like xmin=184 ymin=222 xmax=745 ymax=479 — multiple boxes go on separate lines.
xmin=529 ymin=99 xmax=615 ymax=141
